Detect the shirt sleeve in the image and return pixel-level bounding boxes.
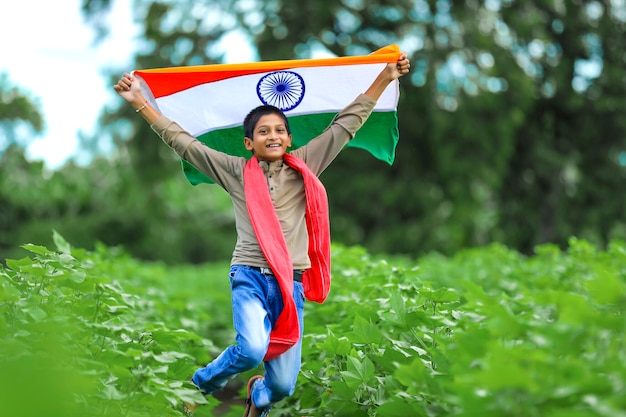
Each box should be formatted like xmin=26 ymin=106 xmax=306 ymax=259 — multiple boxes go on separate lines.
xmin=150 ymin=116 xmax=244 ymax=189
xmin=291 ymin=94 xmax=377 ymax=176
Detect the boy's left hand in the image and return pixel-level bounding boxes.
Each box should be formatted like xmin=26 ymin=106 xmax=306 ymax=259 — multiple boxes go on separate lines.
xmin=389 ymin=53 xmax=411 ymax=80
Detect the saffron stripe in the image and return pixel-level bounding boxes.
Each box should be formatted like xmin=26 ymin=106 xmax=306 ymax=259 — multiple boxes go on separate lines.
xmin=134 ymin=44 xmax=401 ymax=98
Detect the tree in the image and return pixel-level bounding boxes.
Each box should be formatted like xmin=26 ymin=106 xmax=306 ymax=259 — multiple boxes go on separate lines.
xmin=496 ymin=0 xmax=626 ymax=251
xmin=76 ymin=0 xmax=626 ymax=261
xmin=248 ymin=0 xmax=626 ymax=254
xmin=0 ymin=72 xmax=43 ymax=152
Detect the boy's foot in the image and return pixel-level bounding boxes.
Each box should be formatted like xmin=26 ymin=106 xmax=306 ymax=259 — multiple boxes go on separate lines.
xmin=182 ymin=378 xmax=205 ymax=416
xmin=243 ymin=375 xmax=272 ymax=417
xmin=182 ymin=401 xmax=196 ymax=416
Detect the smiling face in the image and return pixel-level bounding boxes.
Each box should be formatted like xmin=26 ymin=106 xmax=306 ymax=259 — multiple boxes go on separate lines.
xmin=244 ymin=113 xmax=293 ymax=162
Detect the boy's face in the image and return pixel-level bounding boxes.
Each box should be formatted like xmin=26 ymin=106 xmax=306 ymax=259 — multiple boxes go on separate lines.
xmin=244 ymin=113 xmax=292 ymax=162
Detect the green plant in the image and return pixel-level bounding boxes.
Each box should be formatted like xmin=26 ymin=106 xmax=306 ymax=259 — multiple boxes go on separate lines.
xmin=2 ymin=235 xmax=625 ymax=416
xmin=0 ymin=232 xmax=212 ymax=417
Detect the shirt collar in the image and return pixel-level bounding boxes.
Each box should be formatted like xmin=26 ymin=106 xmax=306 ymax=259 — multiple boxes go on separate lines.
xmin=258 ymin=159 xmax=284 ymax=173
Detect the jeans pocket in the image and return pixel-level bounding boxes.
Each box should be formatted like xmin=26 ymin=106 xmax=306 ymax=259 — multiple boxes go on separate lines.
xmin=294 ymin=282 xmax=306 ymax=307
xmin=228 ymin=266 xmax=241 ymax=288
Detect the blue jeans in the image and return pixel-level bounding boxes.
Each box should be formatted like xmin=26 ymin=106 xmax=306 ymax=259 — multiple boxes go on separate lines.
xmin=192 ymin=265 xmax=305 ymax=409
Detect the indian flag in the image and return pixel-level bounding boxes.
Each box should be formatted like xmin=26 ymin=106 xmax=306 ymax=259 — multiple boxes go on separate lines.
xmin=134 ymin=44 xmax=402 ymax=185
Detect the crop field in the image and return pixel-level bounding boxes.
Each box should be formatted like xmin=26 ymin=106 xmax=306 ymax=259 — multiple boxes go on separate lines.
xmin=1 ymin=232 xmax=625 ymax=416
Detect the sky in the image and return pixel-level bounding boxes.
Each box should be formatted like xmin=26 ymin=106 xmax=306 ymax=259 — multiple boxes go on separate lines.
xmin=1 ymin=1 xmax=260 ymax=170
xmin=0 ymin=1 xmax=142 ymax=169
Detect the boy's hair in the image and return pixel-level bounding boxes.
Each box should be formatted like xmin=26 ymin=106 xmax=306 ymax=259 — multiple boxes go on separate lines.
xmin=243 ymin=105 xmax=291 ymax=140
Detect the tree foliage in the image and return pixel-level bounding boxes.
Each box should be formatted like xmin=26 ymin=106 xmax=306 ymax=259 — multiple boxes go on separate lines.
xmin=0 ymin=146 xmax=235 ymax=264
xmin=0 ymin=72 xmax=43 ymax=151
xmin=1 ymin=0 xmax=624 ymax=263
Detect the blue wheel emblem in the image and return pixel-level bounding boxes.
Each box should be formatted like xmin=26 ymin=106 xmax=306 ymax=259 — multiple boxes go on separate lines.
xmin=257 ymin=71 xmax=305 ymax=111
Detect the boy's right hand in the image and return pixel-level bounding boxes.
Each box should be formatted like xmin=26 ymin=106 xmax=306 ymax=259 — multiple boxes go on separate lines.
xmin=113 ymin=73 xmax=144 ymax=108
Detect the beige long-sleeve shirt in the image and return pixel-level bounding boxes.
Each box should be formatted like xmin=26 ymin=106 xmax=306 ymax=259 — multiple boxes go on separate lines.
xmin=151 ymin=94 xmax=376 ymax=269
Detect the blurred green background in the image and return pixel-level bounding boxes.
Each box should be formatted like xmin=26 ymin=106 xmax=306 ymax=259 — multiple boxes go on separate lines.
xmin=2 ymin=0 xmax=625 ymax=264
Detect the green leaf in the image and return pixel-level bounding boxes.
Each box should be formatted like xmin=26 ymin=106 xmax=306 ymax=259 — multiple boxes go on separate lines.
xmin=556 ymin=292 xmax=595 ymax=324
xmin=321 ymin=331 xmax=352 ymax=356
xmin=350 ymin=315 xmax=383 ymax=344
xmin=0 ymin=280 xmax=20 ymax=302
xmin=422 ymin=287 xmax=459 ymax=303
xmin=390 ymin=291 xmax=407 ymax=326
xmin=21 ymin=244 xmax=52 ymax=256
xmin=153 ymin=351 xmax=190 ymax=364
xmin=25 ymin=306 xmax=47 ymax=321
xmin=395 ymin=356 xmax=428 ymax=388
xmin=20 ymin=264 xmax=46 ymax=277
xmin=52 ymin=230 xmax=72 ymax=254
xmin=377 ymin=398 xmax=425 ymax=417
xmin=67 ymin=271 xmax=87 ymax=284
xmin=329 ymin=380 xmax=355 ymax=401
xmin=341 ymin=356 xmax=375 ymax=385
xmin=98 ymin=384 xmax=126 ymax=400
xmin=584 ymin=270 xmax=625 ymax=305
xmin=5 ymin=257 xmax=34 ymax=271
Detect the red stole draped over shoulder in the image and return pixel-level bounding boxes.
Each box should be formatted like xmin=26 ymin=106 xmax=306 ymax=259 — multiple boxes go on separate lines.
xmin=244 ymin=154 xmax=331 ymax=360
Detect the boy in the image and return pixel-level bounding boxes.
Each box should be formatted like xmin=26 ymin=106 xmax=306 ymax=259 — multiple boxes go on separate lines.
xmin=114 ymin=52 xmax=410 ymax=417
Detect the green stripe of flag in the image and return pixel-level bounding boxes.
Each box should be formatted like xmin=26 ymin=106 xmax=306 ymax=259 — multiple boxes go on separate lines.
xmin=182 ymin=111 xmax=399 ymax=185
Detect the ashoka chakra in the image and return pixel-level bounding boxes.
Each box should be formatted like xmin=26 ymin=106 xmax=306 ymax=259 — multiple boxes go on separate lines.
xmin=256 ymin=71 xmax=305 ymax=111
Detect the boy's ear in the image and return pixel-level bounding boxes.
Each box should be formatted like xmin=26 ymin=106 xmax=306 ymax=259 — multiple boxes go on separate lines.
xmin=244 ymin=136 xmax=253 ymax=151
xmin=287 ymin=134 xmax=293 ymax=147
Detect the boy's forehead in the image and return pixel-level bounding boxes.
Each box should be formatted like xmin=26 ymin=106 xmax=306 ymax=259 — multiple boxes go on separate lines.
xmin=255 ymin=114 xmax=286 ymax=126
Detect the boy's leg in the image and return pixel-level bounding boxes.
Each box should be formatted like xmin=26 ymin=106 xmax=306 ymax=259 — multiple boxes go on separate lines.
xmin=192 ymin=266 xmax=273 ymax=394
xmin=249 ymin=281 xmax=306 ymax=410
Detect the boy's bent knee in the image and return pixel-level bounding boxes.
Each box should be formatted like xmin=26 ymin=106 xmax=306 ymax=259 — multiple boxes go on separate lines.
xmin=234 ymin=344 xmax=265 ymax=370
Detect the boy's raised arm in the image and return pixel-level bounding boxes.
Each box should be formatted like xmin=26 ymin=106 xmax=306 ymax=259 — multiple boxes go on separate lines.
xmin=364 ymin=52 xmax=411 ymax=101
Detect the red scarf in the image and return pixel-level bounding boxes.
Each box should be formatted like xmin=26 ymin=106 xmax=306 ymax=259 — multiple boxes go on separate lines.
xmin=244 ymin=153 xmax=331 ymax=360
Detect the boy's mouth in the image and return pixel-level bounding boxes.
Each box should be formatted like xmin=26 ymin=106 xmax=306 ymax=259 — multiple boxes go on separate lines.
xmin=267 ymin=143 xmax=281 ymax=148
